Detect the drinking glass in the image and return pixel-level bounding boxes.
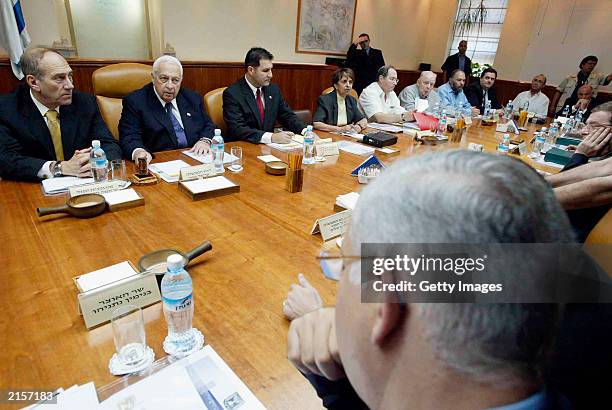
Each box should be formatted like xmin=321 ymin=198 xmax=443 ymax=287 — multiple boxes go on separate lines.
xmin=109 ymin=159 xmax=126 ymax=181
xmin=229 ymin=147 xmax=243 ymax=172
xmin=111 ymin=305 xmax=147 ymax=367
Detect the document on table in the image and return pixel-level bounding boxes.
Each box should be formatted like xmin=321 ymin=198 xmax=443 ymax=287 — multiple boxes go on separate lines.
xmin=42 ymin=176 xmax=95 ymax=195
xmin=337 ymin=140 xmax=376 ymax=156
xmin=336 ymin=192 xmax=360 ymax=210
xmin=182 ymin=150 xmax=238 ymax=165
xmin=338 ymin=131 xmax=365 ymax=140
xmin=267 ymin=141 xmax=303 ymax=151
xmin=100 ymin=345 xmax=265 ymax=410
xmin=181 ymin=176 xmax=237 ymax=194
xmin=367 ymin=122 xmax=404 ymax=133
xmin=257 ymin=154 xmax=282 ymax=163
xmin=533 ymin=156 xmax=564 ymax=169
xmin=149 ymin=160 xmax=191 ymax=183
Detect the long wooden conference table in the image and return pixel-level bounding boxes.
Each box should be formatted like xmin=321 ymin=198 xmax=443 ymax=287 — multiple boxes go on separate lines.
xmin=0 ymin=121 xmax=558 ymax=409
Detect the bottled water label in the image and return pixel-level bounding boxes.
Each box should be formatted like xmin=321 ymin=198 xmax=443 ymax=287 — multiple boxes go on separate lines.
xmin=163 ymin=293 xmax=192 ymax=312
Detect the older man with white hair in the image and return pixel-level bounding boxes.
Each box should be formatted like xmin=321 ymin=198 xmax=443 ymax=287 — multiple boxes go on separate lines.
xmin=285 ymin=150 xmax=610 ymax=409
xmin=398 ymin=70 xmax=440 ymax=119
xmin=119 ymin=55 xmax=216 ymax=163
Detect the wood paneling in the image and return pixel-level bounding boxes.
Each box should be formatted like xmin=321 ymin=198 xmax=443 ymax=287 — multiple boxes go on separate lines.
xmin=1 ymin=58 xmax=609 ymax=118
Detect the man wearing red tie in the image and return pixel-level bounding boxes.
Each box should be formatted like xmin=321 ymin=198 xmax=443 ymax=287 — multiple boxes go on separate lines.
xmin=223 ymin=47 xmax=306 ymax=144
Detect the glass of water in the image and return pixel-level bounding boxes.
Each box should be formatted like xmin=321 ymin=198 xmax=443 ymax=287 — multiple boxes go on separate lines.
xmin=109 ymin=159 xmax=126 ymax=181
xmin=229 ymin=147 xmax=243 ymax=172
xmin=111 ymin=305 xmax=147 ymax=367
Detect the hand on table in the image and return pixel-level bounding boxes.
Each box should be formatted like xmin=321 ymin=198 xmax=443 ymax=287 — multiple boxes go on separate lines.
xmin=62 ymin=148 xmax=92 ymax=178
xmin=287 ymin=307 xmax=345 ymax=381
xmin=283 ymin=273 xmax=323 ymax=320
xmin=575 ymin=127 xmax=612 ymax=157
xmin=272 ymin=131 xmax=294 ymax=144
xmin=189 ymin=140 xmax=211 ymax=156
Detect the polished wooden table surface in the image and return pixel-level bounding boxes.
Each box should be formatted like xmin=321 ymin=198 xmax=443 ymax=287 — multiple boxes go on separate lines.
xmin=0 ymin=120 xmax=557 ymax=409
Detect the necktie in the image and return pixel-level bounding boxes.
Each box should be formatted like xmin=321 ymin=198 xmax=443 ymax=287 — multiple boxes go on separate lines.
xmin=45 ymin=110 xmax=64 ymax=161
xmin=256 ymin=88 xmax=265 ymax=125
xmin=165 ymin=103 xmax=188 ymax=148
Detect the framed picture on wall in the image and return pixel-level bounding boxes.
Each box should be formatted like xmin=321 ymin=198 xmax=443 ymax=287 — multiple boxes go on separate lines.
xmin=295 ymin=0 xmax=358 ymax=56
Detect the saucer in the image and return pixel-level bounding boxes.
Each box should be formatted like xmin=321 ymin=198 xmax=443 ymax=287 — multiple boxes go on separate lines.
xmin=109 ymin=345 xmax=155 ymax=376
xmin=163 ymin=328 xmax=205 ymax=358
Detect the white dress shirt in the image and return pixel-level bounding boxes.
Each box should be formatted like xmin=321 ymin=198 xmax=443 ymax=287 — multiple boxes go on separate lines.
xmin=511 ymin=90 xmax=550 ymax=119
xmin=244 ymin=75 xmax=272 ymax=144
xmin=30 ymin=90 xmax=60 ymax=179
xmin=358 ymin=82 xmax=406 ymax=120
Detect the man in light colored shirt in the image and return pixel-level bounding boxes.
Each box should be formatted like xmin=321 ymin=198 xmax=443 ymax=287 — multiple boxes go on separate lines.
xmin=358 ymin=65 xmax=408 ymax=124
xmin=511 ymin=74 xmax=550 ymax=119
xmin=437 ymin=69 xmax=478 ymax=117
xmin=398 ymin=71 xmax=440 ymax=119
xmin=0 ymin=47 xmax=120 ymax=181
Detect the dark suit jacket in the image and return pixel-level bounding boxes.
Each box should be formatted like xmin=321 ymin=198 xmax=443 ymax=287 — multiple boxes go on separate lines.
xmin=313 ymin=90 xmax=365 ymax=126
xmin=119 ymin=83 xmax=215 ymax=157
xmin=346 ymin=44 xmax=385 ymax=94
xmin=0 ymin=85 xmax=120 ymax=181
xmin=464 ymin=81 xmax=502 ymax=112
xmin=222 ymin=77 xmax=305 ymax=143
xmin=555 ymin=96 xmax=598 ymax=120
xmin=441 ymin=53 xmax=472 ymax=79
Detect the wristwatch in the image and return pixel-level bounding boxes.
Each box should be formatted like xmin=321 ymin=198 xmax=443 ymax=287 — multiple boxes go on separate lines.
xmin=51 ymin=161 xmax=63 ymax=177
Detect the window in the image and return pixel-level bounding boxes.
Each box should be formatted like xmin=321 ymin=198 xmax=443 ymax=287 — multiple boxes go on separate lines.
xmin=447 ymin=0 xmax=508 ymax=67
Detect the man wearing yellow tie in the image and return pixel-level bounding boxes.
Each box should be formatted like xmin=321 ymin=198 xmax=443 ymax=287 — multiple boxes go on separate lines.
xmin=0 ymin=47 xmax=120 ymax=181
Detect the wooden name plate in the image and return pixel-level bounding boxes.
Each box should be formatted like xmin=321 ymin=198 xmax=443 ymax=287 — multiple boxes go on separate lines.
xmin=178 ymin=176 xmax=240 ymax=200
xmin=68 ymin=180 xmax=126 ymax=197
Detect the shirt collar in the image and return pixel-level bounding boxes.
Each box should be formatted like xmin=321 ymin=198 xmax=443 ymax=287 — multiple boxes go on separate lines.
xmin=485 ymin=390 xmax=546 ymax=410
xmin=244 ymin=75 xmax=261 ymax=96
xmin=152 ymin=84 xmax=178 ymax=111
xmin=373 ymin=82 xmax=388 ymax=98
xmin=30 ymin=89 xmax=60 ymax=117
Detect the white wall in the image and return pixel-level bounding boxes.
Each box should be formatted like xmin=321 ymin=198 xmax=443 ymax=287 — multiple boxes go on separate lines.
xmin=518 ymin=0 xmax=612 ymax=86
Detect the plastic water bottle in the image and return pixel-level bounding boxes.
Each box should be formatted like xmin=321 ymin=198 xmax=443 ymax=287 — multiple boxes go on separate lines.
xmin=497 ymin=133 xmax=510 ymax=155
xmin=575 ymin=110 xmax=584 ymax=125
xmin=211 ymin=128 xmax=224 ymax=173
xmin=438 ymin=109 xmax=447 ymax=135
xmin=484 ymin=99 xmax=492 ymax=119
xmin=161 ymin=254 xmax=197 ymax=355
xmin=561 ymin=105 xmax=570 ymax=117
xmin=432 ymin=102 xmax=441 ymax=118
xmin=504 ymin=100 xmax=513 ymax=120
xmin=530 ymin=131 xmax=546 ymax=159
xmin=303 ymin=125 xmax=316 ymax=165
xmin=545 ymin=123 xmax=558 ymax=150
xmin=90 ymin=140 xmax=108 ymax=182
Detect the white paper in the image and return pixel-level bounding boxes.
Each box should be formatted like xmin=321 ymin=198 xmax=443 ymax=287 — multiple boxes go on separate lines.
xmin=266 ymin=142 xmax=303 ymax=151
xmin=401 ymin=122 xmax=421 ymax=130
xmin=533 ymin=156 xmax=564 ymax=169
xmin=100 ymin=365 xmax=206 ymax=410
xmin=415 ymin=98 xmax=429 ymax=113
xmin=367 ymin=122 xmax=404 ymax=133
xmin=102 ymin=188 xmax=141 ymax=206
xmin=257 ymin=154 xmax=282 ymax=163
xmin=336 ymin=140 xmax=376 ymax=156
xmin=77 ymin=261 xmax=139 ymax=292
xmin=56 ymin=382 xmax=99 ymax=409
xmin=182 ymin=150 xmax=238 ymax=165
xmin=182 ymin=176 xmax=237 ymax=194
xmin=338 ymin=131 xmax=365 ymax=140
xmin=42 ymin=176 xmax=95 ymax=194
xmin=149 ymin=160 xmax=191 ymax=183
xmin=101 ymin=345 xmax=265 ymax=410
xmin=336 ymin=192 xmax=360 ymax=210
xmin=377 ymin=147 xmax=398 ymax=154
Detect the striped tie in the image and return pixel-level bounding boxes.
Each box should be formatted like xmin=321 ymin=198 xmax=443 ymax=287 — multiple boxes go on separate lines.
xmin=45 ymin=110 xmax=64 ymax=161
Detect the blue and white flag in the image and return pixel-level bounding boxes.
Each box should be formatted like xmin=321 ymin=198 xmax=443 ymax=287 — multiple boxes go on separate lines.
xmin=0 ymin=0 xmax=31 ymax=79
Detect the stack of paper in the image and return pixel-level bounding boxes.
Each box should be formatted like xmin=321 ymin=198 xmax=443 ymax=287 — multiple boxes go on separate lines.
xmin=257 ymin=154 xmax=282 ymax=163
xmin=76 ymin=261 xmax=140 ymax=293
xmin=24 ymin=383 xmax=99 ymax=409
xmin=267 ymin=141 xmax=303 ymax=151
xmin=182 ymin=150 xmax=238 ymax=165
xmin=101 ymin=189 xmax=141 ymax=207
xmin=336 ymin=192 xmax=360 ymax=210
xmin=336 ymin=140 xmax=376 ymax=156
xmin=338 ymin=131 xmax=365 ymax=140
xmin=42 ymin=177 xmax=95 ymax=195
xmin=149 ymin=160 xmax=191 ymax=183
xmin=368 ymin=122 xmax=404 ymax=133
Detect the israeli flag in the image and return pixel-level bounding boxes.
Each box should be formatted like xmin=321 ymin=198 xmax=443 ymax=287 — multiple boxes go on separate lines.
xmin=0 ymin=0 xmax=31 ymax=79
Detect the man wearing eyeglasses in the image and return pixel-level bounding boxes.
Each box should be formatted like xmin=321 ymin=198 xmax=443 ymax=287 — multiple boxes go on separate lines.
xmin=358 ymin=65 xmax=408 ymax=124
xmin=547 ymin=101 xmax=612 ymax=242
xmin=0 ymin=47 xmax=121 ymax=181
xmin=119 ymin=55 xmax=216 ymax=164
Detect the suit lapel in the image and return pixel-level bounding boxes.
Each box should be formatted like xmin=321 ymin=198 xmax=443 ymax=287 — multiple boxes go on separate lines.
xmin=330 ymin=90 xmax=339 ymax=125
xmin=262 ymin=86 xmax=275 ymax=130
xmin=18 ymin=87 xmax=56 ymax=159
xmin=240 ymin=78 xmax=263 ymax=129
xmin=147 ymin=85 xmax=176 ymax=146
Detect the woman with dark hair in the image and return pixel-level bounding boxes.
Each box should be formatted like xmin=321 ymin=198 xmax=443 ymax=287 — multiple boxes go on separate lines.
xmin=313 ymin=68 xmax=368 ymax=133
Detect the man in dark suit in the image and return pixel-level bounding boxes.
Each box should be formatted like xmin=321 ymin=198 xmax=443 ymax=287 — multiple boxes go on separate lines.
xmin=464 ymin=67 xmax=503 ymax=115
xmin=441 ymin=40 xmax=472 ymax=83
xmin=555 ymin=84 xmax=598 ymax=120
xmin=119 ymin=55 xmax=216 ymax=163
xmin=346 ymin=33 xmax=385 ymax=94
xmin=0 ymin=47 xmax=120 ymax=181
xmin=223 ymin=47 xmax=305 ymax=144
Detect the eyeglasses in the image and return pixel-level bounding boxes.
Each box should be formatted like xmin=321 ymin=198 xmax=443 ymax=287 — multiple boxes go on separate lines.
xmin=386 ymin=77 xmax=399 ymax=83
